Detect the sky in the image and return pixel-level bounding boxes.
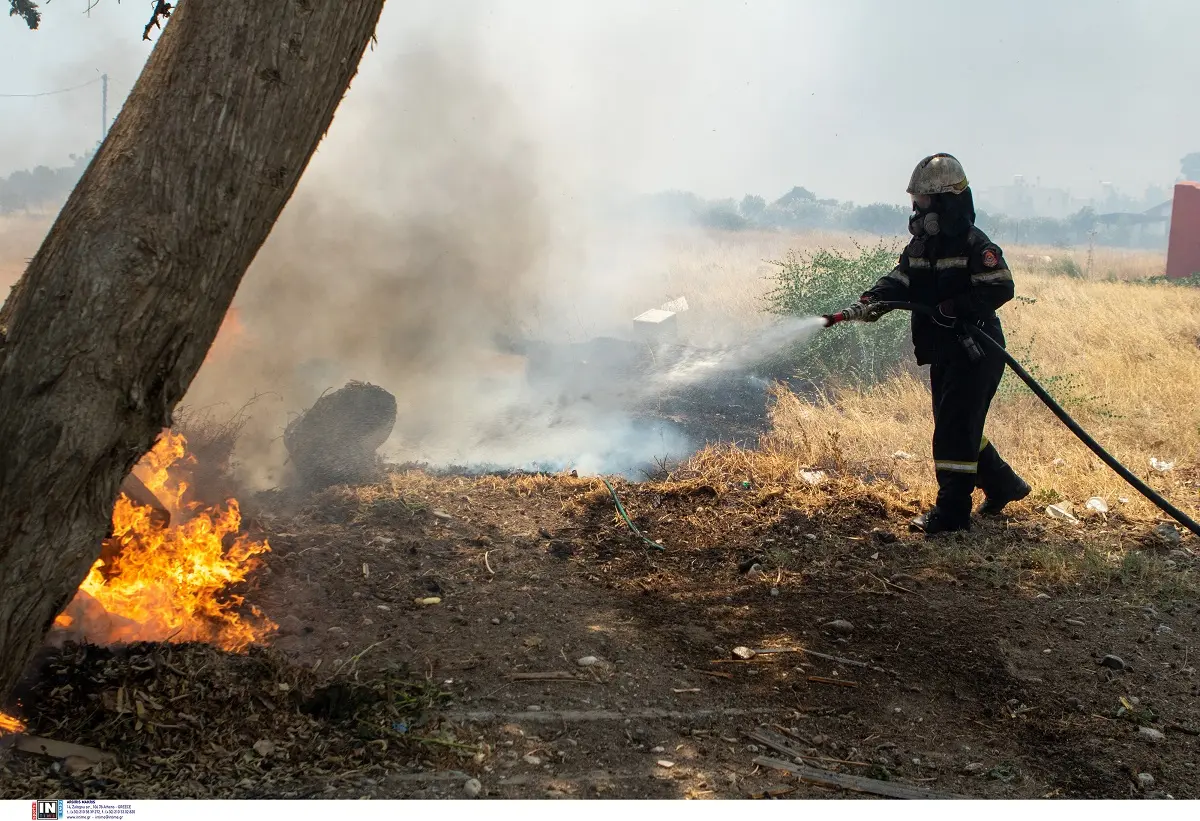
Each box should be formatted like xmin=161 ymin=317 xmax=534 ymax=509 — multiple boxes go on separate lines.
xmin=1 ymin=0 xmax=1198 ymax=206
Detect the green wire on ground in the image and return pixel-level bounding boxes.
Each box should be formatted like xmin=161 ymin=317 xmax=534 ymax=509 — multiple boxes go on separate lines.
xmin=601 ymin=477 xmax=665 ymax=551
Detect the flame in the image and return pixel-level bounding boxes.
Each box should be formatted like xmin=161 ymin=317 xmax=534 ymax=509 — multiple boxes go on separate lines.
xmin=0 ymin=711 xmax=24 ymax=735
xmin=55 ymin=431 xmax=276 ymax=651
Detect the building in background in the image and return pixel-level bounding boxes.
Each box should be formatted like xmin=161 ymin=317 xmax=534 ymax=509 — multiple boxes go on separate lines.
xmin=975 ymin=175 xmax=1084 ymax=220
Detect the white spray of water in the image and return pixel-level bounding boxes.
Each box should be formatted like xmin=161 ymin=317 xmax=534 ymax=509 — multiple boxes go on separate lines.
xmin=652 ymin=315 xmax=827 ymax=389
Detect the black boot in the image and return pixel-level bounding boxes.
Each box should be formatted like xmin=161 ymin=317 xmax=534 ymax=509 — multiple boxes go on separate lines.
xmin=977 ymin=477 xmax=1031 ymax=516
xmin=910 ymin=506 xmax=971 ymax=535
xmin=976 ymin=443 xmax=1029 ymax=516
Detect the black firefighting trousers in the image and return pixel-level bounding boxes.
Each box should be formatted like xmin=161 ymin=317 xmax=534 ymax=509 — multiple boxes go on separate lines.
xmin=928 ymin=330 xmax=1024 ymax=524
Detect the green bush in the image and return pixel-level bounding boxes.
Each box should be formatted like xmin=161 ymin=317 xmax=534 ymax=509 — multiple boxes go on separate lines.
xmin=1048 ymin=256 xmax=1084 ymax=279
xmin=763 ymin=239 xmax=911 ymax=385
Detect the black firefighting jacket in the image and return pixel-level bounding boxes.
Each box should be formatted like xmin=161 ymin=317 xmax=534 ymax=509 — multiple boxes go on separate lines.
xmin=863 ymin=226 xmax=1014 ymax=365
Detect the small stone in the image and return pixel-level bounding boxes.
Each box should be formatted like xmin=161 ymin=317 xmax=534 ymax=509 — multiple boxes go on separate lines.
xmin=1156 ymin=624 xmax=1173 ymax=635
xmin=651 ymin=746 xmax=665 ymax=753
xmin=805 ymin=534 xmax=817 ymax=541
xmin=376 ymin=604 xmax=391 ymax=611
xmin=62 ymin=756 xmax=95 ymax=776
xmin=871 ymin=528 xmax=898 ymax=544
xmin=732 ymin=646 xmax=756 ymax=660
xmin=276 ymin=614 xmax=304 ymax=637
xmin=327 ymin=626 xmax=344 ymax=633
xmin=745 ymin=744 xmax=759 ymax=753
xmin=523 ymin=754 xmax=543 ymax=765
xmin=964 ymin=762 xmax=986 ymax=774
xmin=1099 ymin=654 xmax=1130 ymax=672
xmin=770 ymin=587 xmax=780 ymax=597
xmin=1066 ymin=697 xmax=1083 ymax=712
xmin=1064 ymin=618 xmax=1085 ymax=627
xmin=1137 ymin=773 xmax=1155 ymax=790
xmin=576 ymin=656 xmax=600 ymax=667
xmin=811 ymin=734 xmax=829 ymax=746
xmin=253 ymin=739 xmax=276 ymax=757
xmin=1155 ymin=523 xmax=1182 ymax=546
xmin=656 ymin=760 xmax=675 ymax=769
xmin=823 ymin=619 xmax=854 ymax=635
xmin=746 ymin=564 xmax=765 ymax=580
xmin=463 ymin=778 xmax=482 ymax=798
xmin=431 ymin=509 xmax=452 ymax=520
xmin=1138 ymin=727 xmax=1165 ymax=744
xmin=491 ymin=618 xmax=502 ymax=625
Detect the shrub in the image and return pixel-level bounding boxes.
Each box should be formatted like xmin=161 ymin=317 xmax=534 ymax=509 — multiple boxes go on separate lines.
xmin=763 ymin=239 xmax=911 ymax=385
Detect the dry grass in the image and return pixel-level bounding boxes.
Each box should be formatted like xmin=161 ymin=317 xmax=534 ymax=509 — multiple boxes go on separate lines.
xmin=757 ymin=273 xmax=1200 ymax=521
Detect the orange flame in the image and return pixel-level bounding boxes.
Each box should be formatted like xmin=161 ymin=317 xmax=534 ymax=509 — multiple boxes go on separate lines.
xmin=55 ymin=431 xmax=276 ymax=651
xmin=0 ymin=711 xmax=24 ymax=735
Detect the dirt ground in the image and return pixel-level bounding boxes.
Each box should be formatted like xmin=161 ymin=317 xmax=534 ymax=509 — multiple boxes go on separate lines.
xmin=3 ymin=463 xmax=1197 ymax=800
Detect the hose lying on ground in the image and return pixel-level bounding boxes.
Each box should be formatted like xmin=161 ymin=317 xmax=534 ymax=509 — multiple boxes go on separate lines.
xmin=859 ymin=300 xmax=1200 ymax=539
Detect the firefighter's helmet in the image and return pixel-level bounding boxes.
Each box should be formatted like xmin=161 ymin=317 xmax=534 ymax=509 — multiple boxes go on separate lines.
xmin=906 ymin=154 xmax=969 ymax=196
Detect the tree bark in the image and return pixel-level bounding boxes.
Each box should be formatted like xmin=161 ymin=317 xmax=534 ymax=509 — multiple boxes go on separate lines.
xmin=0 ymin=0 xmax=385 ymax=703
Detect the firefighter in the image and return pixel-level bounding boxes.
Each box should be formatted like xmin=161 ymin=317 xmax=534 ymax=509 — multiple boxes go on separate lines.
xmin=851 ymin=153 xmax=1030 ymax=534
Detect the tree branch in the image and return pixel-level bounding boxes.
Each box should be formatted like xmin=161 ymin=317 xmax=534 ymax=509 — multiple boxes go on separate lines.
xmin=144 ymin=1 xmax=174 ymax=40
xmin=8 ymin=0 xmax=41 ymax=29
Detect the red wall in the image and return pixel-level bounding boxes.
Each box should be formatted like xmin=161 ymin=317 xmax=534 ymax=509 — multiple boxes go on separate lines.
xmin=1166 ymin=182 xmax=1200 ymax=279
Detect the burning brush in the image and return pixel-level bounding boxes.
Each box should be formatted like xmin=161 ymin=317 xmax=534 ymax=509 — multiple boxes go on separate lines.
xmin=52 ymin=431 xmax=277 ymax=651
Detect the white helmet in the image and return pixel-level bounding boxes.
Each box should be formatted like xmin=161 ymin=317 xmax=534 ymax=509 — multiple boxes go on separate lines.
xmin=907 ymin=154 xmax=969 ymax=196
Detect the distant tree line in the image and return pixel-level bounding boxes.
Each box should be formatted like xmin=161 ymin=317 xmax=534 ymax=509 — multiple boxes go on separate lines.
xmin=629 ymin=185 xmax=1167 ymax=250
xmin=3 ymin=148 xmax=1191 ymax=250
xmin=0 ymin=151 xmax=93 ymax=214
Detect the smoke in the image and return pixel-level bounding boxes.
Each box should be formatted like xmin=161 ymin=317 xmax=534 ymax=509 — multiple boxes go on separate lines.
xmin=183 ymin=16 xmax=705 ymax=486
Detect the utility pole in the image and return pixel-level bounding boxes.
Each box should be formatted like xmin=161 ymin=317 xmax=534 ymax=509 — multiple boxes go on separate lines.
xmin=101 ymin=73 xmax=108 ymax=141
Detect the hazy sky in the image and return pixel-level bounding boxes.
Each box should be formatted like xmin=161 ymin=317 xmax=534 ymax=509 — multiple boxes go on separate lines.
xmin=2 ymin=0 xmax=1197 ymax=205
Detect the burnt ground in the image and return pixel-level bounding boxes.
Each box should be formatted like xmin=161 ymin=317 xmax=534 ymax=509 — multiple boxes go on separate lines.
xmin=3 ymin=467 xmax=1198 ymax=800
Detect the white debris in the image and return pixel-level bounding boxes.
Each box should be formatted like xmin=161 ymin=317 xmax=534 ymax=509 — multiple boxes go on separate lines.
xmin=1085 ymin=497 xmax=1109 ymax=515
xmin=633 ymin=308 xmax=679 ymax=343
xmin=798 ymin=469 xmax=827 ymax=486
xmin=576 ymin=656 xmax=600 ymax=667
xmin=1051 ymin=458 xmax=1067 ymax=468
xmin=1046 ymin=503 xmax=1080 ymax=524
xmin=1150 ymin=457 xmax=1175 ymax=473
xmin=659 ymin=296 xmax=690 ymax=313
xmin=892 ymin=451 xmax=915 ymax=461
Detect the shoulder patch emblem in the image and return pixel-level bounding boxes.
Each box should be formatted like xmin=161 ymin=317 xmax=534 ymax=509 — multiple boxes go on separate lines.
xmin=908 ymin=239 xmax=925 ymax=258
xmin=982 ymin=248 xmax=1000 ymax=268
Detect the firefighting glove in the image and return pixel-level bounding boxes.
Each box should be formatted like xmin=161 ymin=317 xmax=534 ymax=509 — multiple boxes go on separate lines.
xmin=852 ymin=295 xmax=890 ymax=323
xmin=859 ymin=295 xmax=897 ymax=321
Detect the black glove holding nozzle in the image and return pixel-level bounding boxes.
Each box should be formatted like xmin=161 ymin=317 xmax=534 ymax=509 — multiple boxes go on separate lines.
xmin=822 ymin=295 xmax=890 ymax=327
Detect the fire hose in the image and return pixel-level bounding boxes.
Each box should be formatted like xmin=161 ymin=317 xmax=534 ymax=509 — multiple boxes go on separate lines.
xmin=822 ymin=300 xmax=1200 ymax=538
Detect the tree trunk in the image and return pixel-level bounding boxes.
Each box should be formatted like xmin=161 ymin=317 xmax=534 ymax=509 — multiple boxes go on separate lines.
xmin=0 ymin=0 xmax=385 ymax=703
